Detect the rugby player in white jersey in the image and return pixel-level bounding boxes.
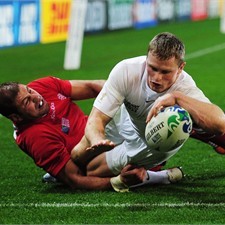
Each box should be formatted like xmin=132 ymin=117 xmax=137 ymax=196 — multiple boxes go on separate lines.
xmin=72 ymin=32 xmax=225 ymax=191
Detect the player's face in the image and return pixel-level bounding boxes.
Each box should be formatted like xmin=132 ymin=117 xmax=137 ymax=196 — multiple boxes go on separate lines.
xmin=146 ymin=52 xmax=185 ymax=93
xmin=15 ymin=84 xmax=50 ymax=120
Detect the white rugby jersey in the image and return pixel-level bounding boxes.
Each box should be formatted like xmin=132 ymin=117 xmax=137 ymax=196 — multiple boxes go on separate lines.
xmin=94 ymin=56 xmax=210 ymax=138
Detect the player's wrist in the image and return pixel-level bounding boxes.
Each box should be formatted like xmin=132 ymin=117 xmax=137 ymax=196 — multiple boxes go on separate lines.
xmin=110 ymin=175 xmax=129 ymax=192
xmin=171 ymin=91 xmax=183 ymax=104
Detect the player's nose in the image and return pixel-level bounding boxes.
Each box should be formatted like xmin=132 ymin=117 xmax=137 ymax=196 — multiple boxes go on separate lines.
xmin=31 ymin=94 xmax=40 ymax=103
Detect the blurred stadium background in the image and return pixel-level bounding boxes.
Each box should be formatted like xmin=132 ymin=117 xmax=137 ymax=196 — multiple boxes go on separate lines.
xmin=1 ymin=0 xmax=225 ymax=224
xmin=1 ymin=0 xmax=224 ymax=53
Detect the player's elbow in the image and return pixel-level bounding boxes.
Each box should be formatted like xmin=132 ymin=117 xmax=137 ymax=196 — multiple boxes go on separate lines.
xmin=212 ymin=108 xmax=225 ymax=135
xmin=56 ymin=172 xmax=80 ymax=189
xmin=209 ymin=118 xmax=225 ymax=136
xmin=217 ymin=118 xmax=225 ymax=136
xmin=198 ymin=110 xmax=225 ymax=136
xmin=67 ymin=178 xmax=80 ymax=189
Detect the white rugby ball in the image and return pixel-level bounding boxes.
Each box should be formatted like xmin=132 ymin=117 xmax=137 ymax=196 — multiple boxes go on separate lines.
xmin=145 ymin=105 xmax=192 ymax=152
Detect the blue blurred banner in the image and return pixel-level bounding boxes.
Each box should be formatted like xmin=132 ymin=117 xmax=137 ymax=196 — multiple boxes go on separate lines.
xmin=0 ymin=0 xmax=221 ymax=49
xmin=133 ymin=0 xmax=157 ymax=29
xmin=0 ymin=0 xmax=39 ymax=48
xmin=16 ymin=0 xmax=40 ymax=45
xmin=0 ymin=0 xmax=16 ymax=48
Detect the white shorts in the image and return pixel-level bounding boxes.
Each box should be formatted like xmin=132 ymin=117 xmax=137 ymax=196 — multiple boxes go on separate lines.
xmin=105 ymin=106 xmax=182 ymax=175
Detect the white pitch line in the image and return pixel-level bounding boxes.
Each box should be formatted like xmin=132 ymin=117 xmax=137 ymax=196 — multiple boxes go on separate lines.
xmin=1 ymin=202 xmax=225 ymax=208
xmin=185 ymin=42 xmax=225 ymax=60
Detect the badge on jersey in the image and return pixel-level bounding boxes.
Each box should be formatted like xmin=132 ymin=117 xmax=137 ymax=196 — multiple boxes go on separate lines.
xmin=61 ymin=118 xmax=70 ymax=134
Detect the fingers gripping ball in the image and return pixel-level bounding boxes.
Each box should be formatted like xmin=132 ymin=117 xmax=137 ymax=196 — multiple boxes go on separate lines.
xmin=145 ymin=105 xmax=192 ymax=152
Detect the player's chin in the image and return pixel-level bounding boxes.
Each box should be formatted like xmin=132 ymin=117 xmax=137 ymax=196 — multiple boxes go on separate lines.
xmin=149 ymin=82 xmax=164 ymax=93
xmin=40 ymin=103 xmax=50 ymax=117
xmin=36 ymin=108 xmax=48 ymax=118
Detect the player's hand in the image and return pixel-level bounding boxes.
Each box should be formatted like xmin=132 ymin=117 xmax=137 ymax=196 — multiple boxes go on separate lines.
xmin=120 ymin=164 xmax=147 ymax=186
xmin=146 ymin=92 xmax=177 ymax=123
xmin=71 ymin=138 xmax=115 ymax=168
xmin=87 ymin=139 xmax=115 ymax=152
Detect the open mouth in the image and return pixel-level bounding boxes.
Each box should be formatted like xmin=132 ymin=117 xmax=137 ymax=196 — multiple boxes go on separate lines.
xmin=37 ymin=98 xmax=46 ymax=110
xmin=151 ymin=81 xmax=161 ymax=87
xmin=37 ymin=98 xmax=49 ymax=117
xmin=38 ymin=99 xmax=43 ymax=109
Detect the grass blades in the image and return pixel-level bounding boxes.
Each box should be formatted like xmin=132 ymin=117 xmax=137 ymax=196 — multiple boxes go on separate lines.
xmin=0 ymin=18 xmax=225 ymax=224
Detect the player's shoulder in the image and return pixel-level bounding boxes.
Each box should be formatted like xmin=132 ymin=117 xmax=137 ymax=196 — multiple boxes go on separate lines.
xmin=169 ymin=70 xmax=198 ymax=94
xmin=28 ymin=76 xmax=71 ymax=96
xmin=29 ymin=76 xmax=60 ymax=88
xmin=108 ymin=56 xmax=146 ymax=83
xmin=115 ymin=56 xmax=146 ymax=74
xmin=121 ymin=56 xmax=146 ymax=65
xmin=178 ymin=70 xmax=196 ymax=85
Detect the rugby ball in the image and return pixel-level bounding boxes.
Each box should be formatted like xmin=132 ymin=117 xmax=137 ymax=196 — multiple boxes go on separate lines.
xmin=145 ymin=105 xmax=192 ymax=152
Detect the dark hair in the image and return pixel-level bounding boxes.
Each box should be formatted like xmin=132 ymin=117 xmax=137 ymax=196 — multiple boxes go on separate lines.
xmin=148 ymin=32 xmax=185 ymax=65
xmin=0 ymin=82 xmax=20 ymax=117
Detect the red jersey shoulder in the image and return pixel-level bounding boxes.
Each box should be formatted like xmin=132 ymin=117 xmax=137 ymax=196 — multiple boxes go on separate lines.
xmin=28 ymin=76 xmax=72 ymax=98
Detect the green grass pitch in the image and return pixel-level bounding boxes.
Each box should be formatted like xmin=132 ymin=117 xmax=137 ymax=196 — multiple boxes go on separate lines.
xmin=1 ymin=18 xmax=225 ymax=224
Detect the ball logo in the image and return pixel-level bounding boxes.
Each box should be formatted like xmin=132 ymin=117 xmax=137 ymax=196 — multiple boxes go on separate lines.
xmin=145 ymin=121 xmax=164 ymax=141
xmin=165 ymin=106 xmax=192 ymax=139
xmin=145 ymin=105 xmax=193 ymax=152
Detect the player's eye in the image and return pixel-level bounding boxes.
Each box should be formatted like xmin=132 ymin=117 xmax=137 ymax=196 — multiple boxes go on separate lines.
xmin=25 ymin=98 xmax=29 ymax=106
xmin=149 ymin=65 xmax=158 ymax=72
xmin=161 ymin=70 xmax=170 ymax=74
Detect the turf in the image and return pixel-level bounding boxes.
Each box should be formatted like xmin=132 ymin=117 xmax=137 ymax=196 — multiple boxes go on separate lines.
xmin=1 ymin=18 xmax=225 ymax=224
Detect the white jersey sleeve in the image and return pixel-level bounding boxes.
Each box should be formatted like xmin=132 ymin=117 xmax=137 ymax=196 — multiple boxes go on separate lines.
xmin=94 ymin=56 xmax=146 ymax=118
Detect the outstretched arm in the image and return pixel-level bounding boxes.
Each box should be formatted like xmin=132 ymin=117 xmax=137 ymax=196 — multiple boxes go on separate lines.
xmin=71 ymin=135 xmax=115 ymax=168
xmin=57 ymin=159 xmax=111 ymax=190
xmin=85 ymin=107 xmax=115 ymax=148
xmin=71 ymin=107 xmax=115 ymax=167
xmin=56 ymin=159 xmax=146 ymax=191
xmin=69 ymin=80 xmax=105 ymax=100
xmin=146 ymin=91 xmax=225 ymax=135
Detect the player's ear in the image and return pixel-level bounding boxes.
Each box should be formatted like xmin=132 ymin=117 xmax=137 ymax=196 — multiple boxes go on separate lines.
xmin=178 ymin=61 xmax=186 ymax=74
xmin=179 ymin=61 xmax=186 ymax=70
xmin=8 ymin=113 xmax=23 ymax=123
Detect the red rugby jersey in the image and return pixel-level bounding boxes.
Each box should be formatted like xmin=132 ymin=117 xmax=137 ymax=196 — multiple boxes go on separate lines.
xmin=15 ymin=76 xmax=88 ymax=176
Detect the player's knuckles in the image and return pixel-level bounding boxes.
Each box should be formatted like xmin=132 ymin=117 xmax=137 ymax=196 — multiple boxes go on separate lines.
xmin=135 ymin=168 xmax=146 ymax=181
xmin=122 ymin=164 xmax=133 ymax=172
